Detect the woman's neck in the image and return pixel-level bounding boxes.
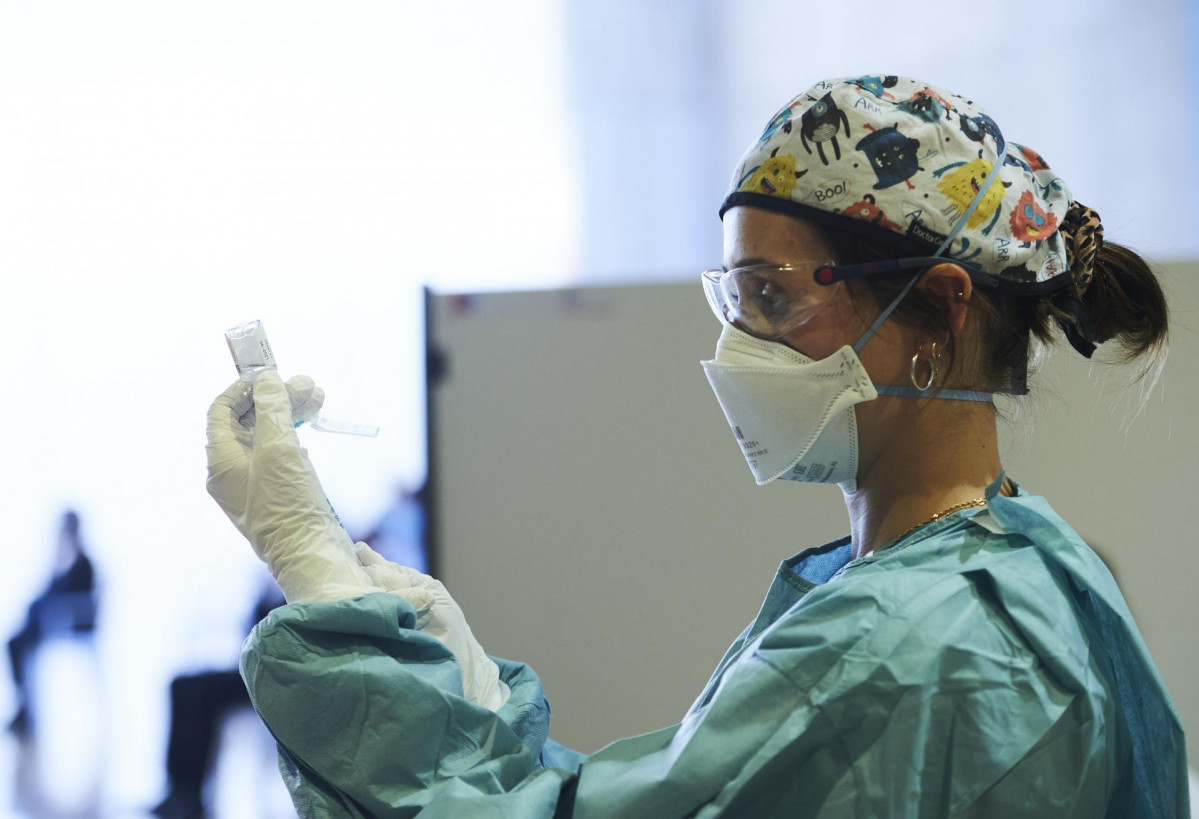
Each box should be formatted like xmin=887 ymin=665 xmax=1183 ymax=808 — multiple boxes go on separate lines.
xmin=843 ymin=403 xmax=1005 ymax=560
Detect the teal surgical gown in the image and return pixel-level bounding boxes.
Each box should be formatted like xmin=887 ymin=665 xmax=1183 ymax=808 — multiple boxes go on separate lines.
xmin=241 ymin=483 xmax=1190 ymax=817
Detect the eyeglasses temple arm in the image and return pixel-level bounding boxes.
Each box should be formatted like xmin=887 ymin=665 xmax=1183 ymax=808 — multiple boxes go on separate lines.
xmin=814 ymin=257 xmax=999 ymax=287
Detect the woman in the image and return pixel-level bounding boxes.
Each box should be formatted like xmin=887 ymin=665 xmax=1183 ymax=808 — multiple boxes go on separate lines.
xmin=205 ymin=76 xmax=1188 ymax=817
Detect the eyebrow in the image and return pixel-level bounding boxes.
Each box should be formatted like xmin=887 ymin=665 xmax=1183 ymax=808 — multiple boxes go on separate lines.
xmin=724 ymin=257 xmax=781 ymax=270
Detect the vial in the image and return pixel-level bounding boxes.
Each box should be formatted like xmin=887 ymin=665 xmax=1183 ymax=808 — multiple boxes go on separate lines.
xmin=225 ymin=320 xmax=276 ymax=383
xmin=222 ymin=319 xmax=380 ymax=437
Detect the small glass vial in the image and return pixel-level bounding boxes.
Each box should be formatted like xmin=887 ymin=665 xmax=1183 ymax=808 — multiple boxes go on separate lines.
xmin=222 ymin=319 xmax=380 ymax=437
xmin=225 ymin=320 xmax=276 ymax=383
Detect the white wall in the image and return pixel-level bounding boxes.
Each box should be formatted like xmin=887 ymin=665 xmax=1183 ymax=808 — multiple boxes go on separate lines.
xmin=0 ymin=2 xmax=574 ymax=812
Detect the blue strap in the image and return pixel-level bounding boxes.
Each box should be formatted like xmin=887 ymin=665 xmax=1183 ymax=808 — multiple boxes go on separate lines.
xmin=850 ymin=144 xmax=1006 ymax=357
xmin=934 ymin=143 xmax=1008 ymax=257
xmin=852 ymin=140 xmax=1008 ymax=401
xmin=874 ymin=384 xmax=994 ymax=403
xmin=851 ymin=273 xmax=922 ymax=354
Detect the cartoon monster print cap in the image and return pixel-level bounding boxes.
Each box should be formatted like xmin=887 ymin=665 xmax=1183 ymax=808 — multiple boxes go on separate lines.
xmin=720 ymin=75 xmax=1106 ymax=356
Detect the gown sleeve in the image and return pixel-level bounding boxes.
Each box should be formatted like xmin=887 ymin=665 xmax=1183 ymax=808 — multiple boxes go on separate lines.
xmin=240 ymin=592 xmax=583 ymax=818
xmin=242 ymin=556 xmax=1116 ymax=818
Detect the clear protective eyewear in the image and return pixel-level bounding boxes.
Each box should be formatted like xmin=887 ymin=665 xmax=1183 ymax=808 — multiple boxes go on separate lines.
xmin=701 ymin=261 xmax=842 ymax=340
xmin=702 ymin=256 xmax=993 ymax=340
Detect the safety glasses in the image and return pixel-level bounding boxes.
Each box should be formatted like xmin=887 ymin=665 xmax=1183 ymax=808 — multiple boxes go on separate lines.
xmin=701 ymin=262 xmax=842 ymax=340
xmin=702 ymin=257 xmax=989 ymax=340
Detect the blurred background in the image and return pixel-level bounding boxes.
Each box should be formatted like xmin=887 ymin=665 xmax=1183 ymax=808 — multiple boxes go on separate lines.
xmin=0 ymin=1 xmax=1195 ymax=816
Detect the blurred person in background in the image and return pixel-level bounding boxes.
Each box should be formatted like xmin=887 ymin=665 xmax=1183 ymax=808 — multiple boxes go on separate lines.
xmin=7 ymin=509 xmax=100 ymax=815
xmin=7 ymin=510 xmax=97 ymax=741
xmin=150 ymin=583 xmax=284 ymax=819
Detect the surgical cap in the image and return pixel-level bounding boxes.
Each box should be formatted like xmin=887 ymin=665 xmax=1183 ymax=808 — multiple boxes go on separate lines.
xmin=720 ymin=75 xmax=1089 ymax=298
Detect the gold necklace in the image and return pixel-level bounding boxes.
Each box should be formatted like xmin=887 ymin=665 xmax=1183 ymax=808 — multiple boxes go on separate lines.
xmin=891 ymin=497 xmax=988 ymax=546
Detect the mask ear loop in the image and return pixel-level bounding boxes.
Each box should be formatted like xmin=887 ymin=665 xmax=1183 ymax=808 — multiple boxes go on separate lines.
xmin=852 ymin=272 xmax=923 ymax=355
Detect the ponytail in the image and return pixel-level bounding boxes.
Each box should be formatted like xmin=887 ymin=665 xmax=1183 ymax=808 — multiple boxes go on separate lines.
xmin=815 ymin=223 xmax=1170 ymax=395
xmin=1080 ymin=240 xmax=1169 ymax=367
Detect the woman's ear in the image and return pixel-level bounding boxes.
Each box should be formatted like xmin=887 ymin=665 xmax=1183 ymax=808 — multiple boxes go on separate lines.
xmin=919 ymin=263 xmax=973 ymax=335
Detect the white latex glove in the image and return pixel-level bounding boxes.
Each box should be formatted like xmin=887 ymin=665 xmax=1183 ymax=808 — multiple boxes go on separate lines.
xmin=206 ymin=374 xmax=508 ymax=710
xmin=243 ymin=374 xmax=325 ymax=430
xmin=206 ymin=372 xmax=375 ymax=604
xmin=356 ymin=543 xmax=510 ymax=711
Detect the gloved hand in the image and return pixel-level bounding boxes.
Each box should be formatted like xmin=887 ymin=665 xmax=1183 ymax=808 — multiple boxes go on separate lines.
xmin=206 ymin=374 xmax=509 ymax=711
xmin=242 ymin=373 xmax=325 ymax=430
xmin=356 ymin=542 xmax=510 ymax=711
xmin=206 ymin=372 xmax=375 ymax=604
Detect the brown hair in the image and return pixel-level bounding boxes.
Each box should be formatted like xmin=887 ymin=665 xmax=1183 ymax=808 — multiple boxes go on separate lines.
xmin=817 ymin=225 xmax=1169 ymax=394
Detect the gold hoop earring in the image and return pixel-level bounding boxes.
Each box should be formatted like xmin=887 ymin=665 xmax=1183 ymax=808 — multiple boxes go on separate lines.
xmin=910 ymin=342 xmax=938 ymax=391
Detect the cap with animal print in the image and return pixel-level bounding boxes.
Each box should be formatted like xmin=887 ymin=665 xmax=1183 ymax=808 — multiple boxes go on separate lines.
xmin=720 ymin=75 xmax=1082 ymax=295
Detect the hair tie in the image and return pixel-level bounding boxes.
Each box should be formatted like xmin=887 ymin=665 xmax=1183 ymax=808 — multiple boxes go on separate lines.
xmin=1044 ymin=201 xmax=1104 ymax=359
xmin=1046 ymin=294 xmax=1097 ymax=358
xmin=1060 ymin=201 xmax=1104 ymax=298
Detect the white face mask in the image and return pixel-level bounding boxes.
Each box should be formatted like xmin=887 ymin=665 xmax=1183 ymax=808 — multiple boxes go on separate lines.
xmin=701 ymin=323 xmax=877 ymax=492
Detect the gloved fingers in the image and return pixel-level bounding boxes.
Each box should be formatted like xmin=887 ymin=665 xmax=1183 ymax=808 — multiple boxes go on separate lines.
xmin=354 ymin=543 xmax=417 ymax=592
xmin=356 ymin=547 xmax=434 ymax=619
xmin=285 ymin=375 xmax=325 ymax=425
xmin=206 ymin=379 xmax=254 ymax=462
xmin=239 ymin=376 xmax=326 ymax=431
xmin=251 ymin=371 xmax=302 ymax=447
xmin=392 ymin=586 xmax=434 ymax=612
xmin=284 ymin=374 xmax=316 ymax=407
xmin=354 ymin=541 xmax=393 ymax=568
xmin=390 ymin=586 xmax=436 ymax=630
xmin=207 ymin=379 xmax=253 ymax=439
xmin=355 ymin=543 xmax=429 ymax=588
xmin=359 ymin=562 xmax=406 ymax=593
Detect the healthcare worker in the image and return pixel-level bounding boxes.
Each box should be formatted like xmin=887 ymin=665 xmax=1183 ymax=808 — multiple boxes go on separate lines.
xmin=206 ymin=76 xmax=1189 ymax=817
